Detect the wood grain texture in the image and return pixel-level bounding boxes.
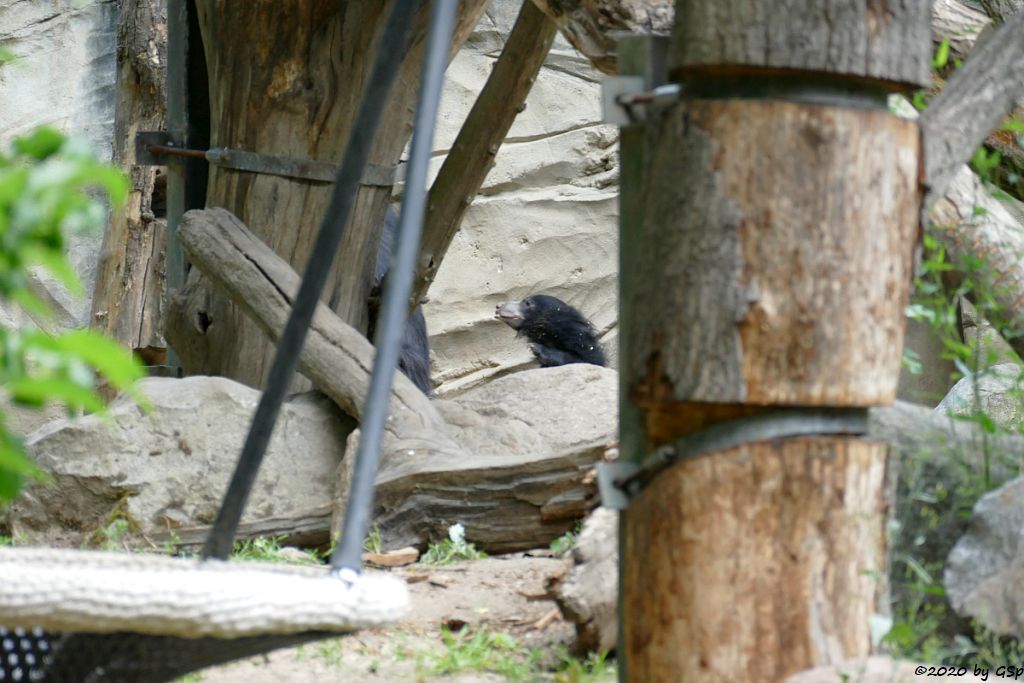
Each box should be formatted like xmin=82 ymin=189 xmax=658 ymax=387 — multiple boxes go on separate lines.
xmin=90 ymin=0 xmax=168 ymax=362
xmin=622 ymin=437 xmax=888 ymax=683
xmin=671 ymin=0 xmax=933 ymax=88
xmin=529 ymin=0 xmax=673 ymax=74
xmin=185 ymin=0 xmax=487 ymax=389
xmin=624 ymin=100 xmax=921 ymax=410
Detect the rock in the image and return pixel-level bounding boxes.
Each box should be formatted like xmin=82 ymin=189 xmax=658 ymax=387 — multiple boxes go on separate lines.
xmin=341 ymin=363 xmax=619 ymax=553
xmin=960 ymin=298 xmax=1021 ymax=370
xmin=945 ymin=476 xmax=1024 ymax=637
xmin=6 ymin=376 xmax=353 ymax=547
xmin=0 ymin=0 xmax=118 ymax=330
xmin=936 ymin=362 xmax=1024 ymax=430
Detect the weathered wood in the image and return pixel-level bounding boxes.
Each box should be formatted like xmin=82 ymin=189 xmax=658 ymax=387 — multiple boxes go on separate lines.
xmin=978 ymin=0 xmax=1024 ymax=21
xmin=670 ymin=1 xmax=933 ymax=87
xmin=625 ymin=100 xmax=920 ymax=418
xmin=172 ymin=208 xmax=608 ymax=553
xmin=171 ymin=208 xmax=440 ymax=425
xmin=922 ymin=9 xmax=1024 ymax=207
xmin=932 ymin=0 xmax=992 ymax=58
xmin=412 ymin=0 xmax=558 ymax=313
xmin=177 ymin=1 xmax=487 ymax=390
xmin=90 ymin=0 xmax=168 ymax=364
xmin=620 ymin=3 xmax=928 ymax=676
xmin=529 ymin=0 xmax=673 ymax=74
xmin=622 ymin=438 xmax=887 ymax=682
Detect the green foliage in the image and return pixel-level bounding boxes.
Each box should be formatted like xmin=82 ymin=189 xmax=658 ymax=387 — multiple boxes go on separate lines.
xmin=0 ymin=127 xmax=145 ymax=501
xmin=550 ymin=521 xmax=583 ymax=555
xmin=931 ymin=38 xmax=951 ymax=69
xmin=421 ymin=523 xmax=486 ymax=565
xmin=554 ymin=647 xmax=616 ymax=683
xmin=231 ymin=535 xmax=322 ymax=564
xmin=891 ymin=196 xmax=1024 ymax=663
xmin=363 ymin=525 xmax=383 ymax=554
xmin=419 ymin=627 xmax=541 ymax=681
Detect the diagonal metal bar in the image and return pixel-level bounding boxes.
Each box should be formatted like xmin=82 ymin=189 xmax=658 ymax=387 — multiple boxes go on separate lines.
xmin=332 ymin=0 xmax=459 ymax=577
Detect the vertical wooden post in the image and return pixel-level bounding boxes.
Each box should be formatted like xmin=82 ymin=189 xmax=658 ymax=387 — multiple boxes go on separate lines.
xmin=618 ymin=2 xmax=932 ymax=680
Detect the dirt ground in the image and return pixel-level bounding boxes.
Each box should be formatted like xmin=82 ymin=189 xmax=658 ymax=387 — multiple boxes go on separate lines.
xmin=192 ymin=552 xmax=611 ymax=682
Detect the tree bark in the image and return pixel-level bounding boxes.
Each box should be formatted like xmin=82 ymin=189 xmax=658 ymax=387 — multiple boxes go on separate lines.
xmin=619 ymin=3 xmax=927 ymax=679
xmin=90 ymin=0 xmax=168 ymax=366
xmin=671 ymin=1 xmax=932 ymax=87
xmin=171 ymin=1 xmax=487 ymax=390
xmin=528 ymin=0 xmax=673 ymax=75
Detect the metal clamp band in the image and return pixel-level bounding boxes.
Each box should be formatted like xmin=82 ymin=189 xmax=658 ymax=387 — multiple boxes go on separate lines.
xmin=598 ymin=407 xmax=870 ymax=510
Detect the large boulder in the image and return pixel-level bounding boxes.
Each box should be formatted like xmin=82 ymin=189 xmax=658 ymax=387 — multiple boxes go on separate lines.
xmin=936 ymin=362 xmax=1024 ymax=430
xmin=0 ymin=0 xmax=118 ymax=329
xmin=6 ymin=376 xmax=353 ymax=547
xmin=945 ymin=476 xmax=1024 ymax=637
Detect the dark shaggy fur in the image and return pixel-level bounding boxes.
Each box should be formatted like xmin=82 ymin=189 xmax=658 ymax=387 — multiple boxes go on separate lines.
xmin=494 ymin=294 xmax=606 ymax=367
xmin=368 ymin=207 xmax=432 ymax=395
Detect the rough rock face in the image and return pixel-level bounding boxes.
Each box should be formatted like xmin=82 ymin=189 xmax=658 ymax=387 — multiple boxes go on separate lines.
xmin=0 ymin=0 xmax=118 ymax=330
xmin=945 ymin=476 xmax=1024 ymax=637
xmin=423 ymin=1 xmax=619 ymax=396
xmin=935 ymin=362 xmax=1024 ymax=430
xmin=6 ymin=377 xmax=353 ymax=547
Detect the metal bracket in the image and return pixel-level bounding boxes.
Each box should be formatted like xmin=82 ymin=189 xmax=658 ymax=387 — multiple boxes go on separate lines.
xmin=597 ymin=461 xmax=639 ymax=510
xmin=601 ymin=78 xmax=681 ymax=126
xmin=135 ymin=132 xmax=399 ymax=186
xmin=599 ymin=407 xmax=870 ymax=510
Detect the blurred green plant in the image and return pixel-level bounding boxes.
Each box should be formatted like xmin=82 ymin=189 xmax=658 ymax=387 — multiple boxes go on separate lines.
xmin=0 ymin=126 xmax=146 ymax=501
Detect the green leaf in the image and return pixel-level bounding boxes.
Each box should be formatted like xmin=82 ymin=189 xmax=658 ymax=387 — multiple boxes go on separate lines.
xmin=13 ymin=127 xmax=65 ymax=160
xmin=0 ymin=45 xmax=16 ymax=65
xmin=10 ymin=288 xmax=54 ymax=320
xmin=999 ymin=118 xmax=1024 ymax=133
xmin=6 ymin=377 xmax=106 ymax=413
xmin=54 ymin=329 xmax=146 ymax=389
xmin=932 ymin=38 xmax=950 ymax=69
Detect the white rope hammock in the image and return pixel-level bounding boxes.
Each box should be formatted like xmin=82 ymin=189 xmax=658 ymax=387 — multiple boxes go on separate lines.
xmin=0 ymin=547 xmax=408 ymax=639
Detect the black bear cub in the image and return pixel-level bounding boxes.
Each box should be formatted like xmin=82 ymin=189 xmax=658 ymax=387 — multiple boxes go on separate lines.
xmin=494 ymin=294 xmax=606 ymax=368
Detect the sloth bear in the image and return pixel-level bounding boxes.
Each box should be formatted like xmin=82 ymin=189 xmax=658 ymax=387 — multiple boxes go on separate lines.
xmin=495 ymin=294 xmax=606 ymax=368
xmin=369 ymin=208 xmax=432 ymax=395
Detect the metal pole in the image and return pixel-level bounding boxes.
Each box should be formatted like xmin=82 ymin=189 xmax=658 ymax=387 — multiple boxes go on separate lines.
xmin=332 ymin=0 xmax=458 ymax=577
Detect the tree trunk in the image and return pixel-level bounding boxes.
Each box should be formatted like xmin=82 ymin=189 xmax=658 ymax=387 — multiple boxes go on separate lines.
xmin=170 ymin=1 xmax=487 ymax=389
xmin=618 ymin=2 xmax=929 ymax=679
xmin=90 ymin=0 xmax=168 ymax=366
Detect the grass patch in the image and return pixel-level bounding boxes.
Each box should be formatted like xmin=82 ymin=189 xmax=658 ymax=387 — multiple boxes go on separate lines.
xmin=419 ymin=627 xmax=540 ymax=681
xmin=421 ymin=523 xmax=486 ymax=565
xmin=231 ymin=536 xmax=321 ymax=565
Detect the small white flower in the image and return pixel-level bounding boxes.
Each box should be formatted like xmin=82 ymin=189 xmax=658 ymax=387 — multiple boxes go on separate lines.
xmin=448 ymin=523 xmax=465 ymax=544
